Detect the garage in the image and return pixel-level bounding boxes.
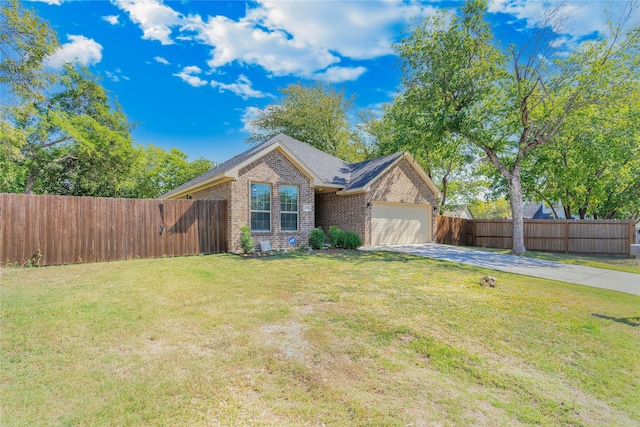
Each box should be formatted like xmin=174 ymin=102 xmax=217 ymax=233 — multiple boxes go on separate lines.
xmin=371 ymin=202 xmax=431 ymax=245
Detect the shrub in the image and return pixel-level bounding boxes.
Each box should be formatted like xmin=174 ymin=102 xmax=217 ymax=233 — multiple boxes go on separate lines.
xmin=339 ymin=230 xmax=362 ymax=250
xmin=308 ymin=228 xmax=326 ymax=250
xmin=328 ymin=225 xmax=342 ymax=248
xmin=240 ymin=226 xmax=254 ymax=254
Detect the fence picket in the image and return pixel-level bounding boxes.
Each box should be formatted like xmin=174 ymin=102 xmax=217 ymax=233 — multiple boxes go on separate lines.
xmin=0 ymin=194 xmax=228 ymax=267
xmin=437 ymin=215 xmax=633 ymax=256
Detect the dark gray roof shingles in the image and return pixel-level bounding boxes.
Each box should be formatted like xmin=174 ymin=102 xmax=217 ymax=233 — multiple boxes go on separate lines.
xmin=161 ymin=134 xmax=404 ymax=198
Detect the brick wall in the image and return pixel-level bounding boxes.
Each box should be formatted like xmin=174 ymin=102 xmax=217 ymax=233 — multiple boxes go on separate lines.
xmin=315 ymin=191 xmax=366 ymax=241
xmin=367 ymin=157 xmax=438 ymax=242
xmin=230 ymin=149 xmax=314 ymax=252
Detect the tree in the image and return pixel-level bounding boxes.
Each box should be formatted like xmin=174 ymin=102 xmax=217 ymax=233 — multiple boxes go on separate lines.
xmin=468 ymin=198 xmax=511 ymax=219
xmin=394 ymin=0 xmax=640 ymax=254
xmin=2 ymin=64 xmax=138 ymax=196
xmin=127 ymin=145 xmax=215 ymax=199
xmin=1 ymin=1 xmax=214 ymax=198
xmin=1 ymin=0 xmax=59 ymax=190
xmin=247 ymin=82 xmax=370 ymax=162
xmin=0 ymin=0 xmax=58 ymax=103
xmin=522 ymin=94 xmax=640 ymax=220
xmin=364 ymin=94 xmax=484 ymax=213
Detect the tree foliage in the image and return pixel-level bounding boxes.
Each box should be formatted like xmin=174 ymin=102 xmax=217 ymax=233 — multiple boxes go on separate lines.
xmin=393 ymin=0 xmax=640 ymax=254
xmin=364 ymin=95 xmax=484 ymax=213
xmin=523 ymin=94 xmax=640 ymax=220
xmin=2 ymin=64 xmax=137 ymax=196
xmin=0 ymin=1 xmax=213 ymax=198
xmin=127 ymin=145 xmax=214 ymax=199
xmin=468 ymin=198 xmax=511 ymax=219
xmin=247 ymin=82 xmax=370 ymax=162
xmin=0 ymin=0 xmax=58 ymax=102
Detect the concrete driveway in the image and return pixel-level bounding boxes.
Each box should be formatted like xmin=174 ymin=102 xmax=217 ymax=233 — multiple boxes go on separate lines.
xmin=362 ymin=243 xmax=640 ymax=296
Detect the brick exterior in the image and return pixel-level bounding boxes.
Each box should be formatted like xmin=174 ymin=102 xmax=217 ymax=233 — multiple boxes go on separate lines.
xmin=366 ymin=157 xmax=438 ymax=244
xmin=315 ymin=191 xmax=366 ymax=239
xmin=192 ymin=148 xmax=313 ymax=252
xmin=191 ymin=153 xmax=438 ymax=250
xmin=315 ymin=157 xmax=438 ymax=245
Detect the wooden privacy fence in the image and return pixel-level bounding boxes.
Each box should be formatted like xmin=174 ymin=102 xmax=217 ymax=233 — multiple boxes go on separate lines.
xmin=437 ymin=215 xmax=636 ymax=256
xmin=0 ymin=193 xmax=227 ymax=267
xmin=436 ymin=215 xmax=468 ymax=246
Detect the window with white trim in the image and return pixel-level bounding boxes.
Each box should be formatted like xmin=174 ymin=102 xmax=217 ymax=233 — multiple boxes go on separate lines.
xmin=280 ymin=185 xmax=298 ymax=231
xmin=250 ymin=183 xmax=271 ymax=231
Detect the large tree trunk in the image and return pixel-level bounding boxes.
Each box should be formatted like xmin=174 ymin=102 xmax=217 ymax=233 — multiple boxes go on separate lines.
xmin=481 ymin=147 xmax=527 ymax=255
xmin=439 ymin=176 xmax=448 ymax=215
xmin=24 ymin=169 xmax=35 ymax=194
xmin=507 ymin=172 xmax=526 ymax=255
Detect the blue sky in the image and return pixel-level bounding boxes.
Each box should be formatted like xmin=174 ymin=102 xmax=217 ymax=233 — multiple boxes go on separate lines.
xmin=28 ymin=0 xmax=638 ymax=165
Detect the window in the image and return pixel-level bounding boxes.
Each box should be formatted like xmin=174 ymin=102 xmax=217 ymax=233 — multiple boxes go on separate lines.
xmin=280 ymin=185 xmax=298 ymax=231
xmin=250 ymin=183 xmax=271 ymax=231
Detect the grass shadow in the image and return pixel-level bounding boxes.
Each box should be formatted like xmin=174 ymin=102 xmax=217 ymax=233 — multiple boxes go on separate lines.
xmin=591 ymin=313 xmax=640 ymax=327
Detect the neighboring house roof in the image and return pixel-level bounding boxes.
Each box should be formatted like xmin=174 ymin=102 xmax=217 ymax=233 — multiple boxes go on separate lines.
xmin=522 ymin=202 xmax=570 ymax=219
xmin=443 ymin=205 xmax=473 ymax=219
xmin=160 ymin=134 xmax=440 ymax=199
xmin=522 ymin=202 xmax=544 ymax=219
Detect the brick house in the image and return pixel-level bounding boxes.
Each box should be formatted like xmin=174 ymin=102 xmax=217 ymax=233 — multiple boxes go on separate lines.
xmin=160 ymin=134 xmax=440 ymax=252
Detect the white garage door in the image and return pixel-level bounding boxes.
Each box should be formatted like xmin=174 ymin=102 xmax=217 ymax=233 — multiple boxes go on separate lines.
xmin=371 ymin=203 xmax=431 ymax=245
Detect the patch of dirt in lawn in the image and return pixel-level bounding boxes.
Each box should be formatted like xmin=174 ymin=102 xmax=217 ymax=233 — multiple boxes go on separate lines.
xmin=261 ymin=321 xmax=309 ymax=361
xmin=259 ymin=303 xmax=325 ymax=362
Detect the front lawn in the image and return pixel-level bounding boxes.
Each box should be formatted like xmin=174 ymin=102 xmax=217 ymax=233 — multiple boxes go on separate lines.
xmin=2 ymin=252 xmax=639 ymax=426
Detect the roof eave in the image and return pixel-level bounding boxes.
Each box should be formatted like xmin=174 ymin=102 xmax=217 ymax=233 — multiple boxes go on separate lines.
xmin=338 ymin=152 xmax=442 ymax=199
xmin=336 ymin=187 xmax=368 ymax=195
xmin=160 ymin=138 xmax=329 ymax=199
xmin=159 ymin=173 xmax=233 ymax=199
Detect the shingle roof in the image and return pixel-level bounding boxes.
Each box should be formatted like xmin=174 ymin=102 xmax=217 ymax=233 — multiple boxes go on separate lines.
xmin=160 ymin=134 xmax=405 ymax=198
xmin=522 ymin=202 xmax=543 ymax=219
xmin=343 ymin=152 xmax=404 ymax=190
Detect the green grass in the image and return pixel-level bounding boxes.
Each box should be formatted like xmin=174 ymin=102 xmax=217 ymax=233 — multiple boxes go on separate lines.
xmin=2 ymin=252 xmax=639 ymax=426
xmin=474 ymin=247 xmax=640 ymax=274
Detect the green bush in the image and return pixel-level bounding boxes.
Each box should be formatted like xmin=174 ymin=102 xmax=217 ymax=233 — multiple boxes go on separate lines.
xmin=339 ymin=230 xmax=362 ymax=250
xmin=308 ymin=228 xmax=326 ymax=250
xmin=328 ymin=225 xmax=342 ymax=248
xmin=240 ymin=226 xmax=254 ymax=254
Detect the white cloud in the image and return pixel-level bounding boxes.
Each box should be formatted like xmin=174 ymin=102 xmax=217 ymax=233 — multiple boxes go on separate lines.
xmin=114 ymin=0 xmax=181 ymax=45
xmin=32 ymin=0 xmax=63 ymax=5
xmin=105 ymin=71 xmax=120 ymax=82
xmin=46 ymin=35 xmax=103 ymax=69
xmin=102 ymin=15 xmax=120 ymax=25
xmin=246 ymin=1 xmax=435 ymax=60
xmin=114 ymin=0 xmax=433 ymax=80
xmin=182 ymin=14 xmax=340 ymax=78
xmin=104 ymin=68 xmax=129 ymax=83
xmin=154 ymin=56 xmax=170 ymax=65
xmin=240 ymin=106 xmax=264 ymax=134
xmin=210 ymin=75 xmax=271 ymax=100
xmin=173 ymin=65 xmax=208 ymax=87
xmin=487 ymin=0 xmax=639 ymax=39
xmin=315 ymin=66 xmax=367 ymax=83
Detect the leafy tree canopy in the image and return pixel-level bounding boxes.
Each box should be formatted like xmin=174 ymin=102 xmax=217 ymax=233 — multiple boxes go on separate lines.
xmin=0 ymin=0 xmax=214 ymax=198
xmin=247 ymin=82 xmax=371 ymax=163
xmin=392 ymin=0 xmax=639 ymax=253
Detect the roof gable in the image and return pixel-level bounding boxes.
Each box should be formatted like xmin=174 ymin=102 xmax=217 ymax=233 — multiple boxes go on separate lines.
xmin=338 ymin=151 xmax=441 ymax=198
xmin=160 ymin=134 xmax=440 ymax=199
